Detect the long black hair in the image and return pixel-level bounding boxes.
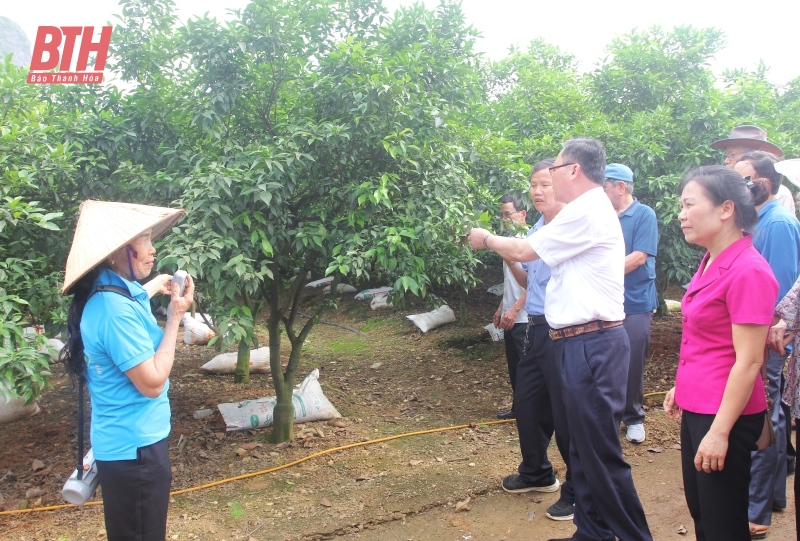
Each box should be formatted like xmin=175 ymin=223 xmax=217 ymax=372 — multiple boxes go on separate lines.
xmin=59 ymin=266 xmax=102 ymax=381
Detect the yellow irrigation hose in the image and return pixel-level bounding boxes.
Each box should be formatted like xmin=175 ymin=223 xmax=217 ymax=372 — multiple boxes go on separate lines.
xmin=1 ymin=390 xmax=675 ymax=518
xmin=0 ymin=419 xmax=514 ymax=517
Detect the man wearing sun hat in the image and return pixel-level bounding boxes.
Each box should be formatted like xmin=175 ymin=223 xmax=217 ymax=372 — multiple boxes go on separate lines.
xmin=60 ymin=200 xmax=194 ymax=541
xmin=602 ymin=163 xmax=658 ymax=446
xmin=711 ymin=124 xmax=795 ymax=213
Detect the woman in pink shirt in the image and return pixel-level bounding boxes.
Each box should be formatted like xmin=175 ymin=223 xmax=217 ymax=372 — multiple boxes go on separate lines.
xmin=664 ymin=165 xmax=778 ymax=541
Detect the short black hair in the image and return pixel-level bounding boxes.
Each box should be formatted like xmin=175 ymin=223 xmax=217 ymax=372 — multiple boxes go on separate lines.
xmin=678 ymin=165 xmax=758 ymax=231
xmin=740 ymin=151 xmax=783 ymax=195
xmin=500 ymin=194 xmax=526 ymax=212
xmin=561 ymin=138 xmax=606 ymax=184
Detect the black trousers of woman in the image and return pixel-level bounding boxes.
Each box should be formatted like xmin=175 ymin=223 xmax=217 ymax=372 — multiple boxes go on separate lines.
xmin=95 ymin=438 xmax=172 ymax=541
xmin=681 ymin=410 xmax=763 ymax=541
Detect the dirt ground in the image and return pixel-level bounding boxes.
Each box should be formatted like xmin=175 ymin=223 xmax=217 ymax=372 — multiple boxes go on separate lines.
xmin=0 ymin=274 xmax=796 ymax=540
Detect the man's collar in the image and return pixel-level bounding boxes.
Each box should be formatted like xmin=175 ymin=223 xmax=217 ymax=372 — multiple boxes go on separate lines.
xmin=757 ymin=198 xmax=780 ymax=218
xmin=618 ymin=197 xmax=640 ymax=217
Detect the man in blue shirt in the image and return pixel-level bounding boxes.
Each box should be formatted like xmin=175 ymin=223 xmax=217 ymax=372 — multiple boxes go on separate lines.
xmin=603 ymin=164 xmax=658 ymax=444
xmin=734 ymin=152 xmax=800 ymax=537
xmin=500 ymin=159 xmax=575 ymax=522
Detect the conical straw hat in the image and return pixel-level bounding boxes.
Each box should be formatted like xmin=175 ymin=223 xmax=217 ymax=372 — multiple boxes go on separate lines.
xmin=776 ymin=158 xmax=800 ymax=190
xmin=61 ymin=200 xmax=185 ymax=295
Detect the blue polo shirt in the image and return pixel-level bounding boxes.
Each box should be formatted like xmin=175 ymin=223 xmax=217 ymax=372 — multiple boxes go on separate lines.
xmin=752 ymin=199 xmax=800 ymax=301
xmin=619 ymin=198 xmax=658 ymax=314
xmin=522 ymin=217 xmax=551 ymax=317
xmin=81 ymin=268 xmax=170 ymax=461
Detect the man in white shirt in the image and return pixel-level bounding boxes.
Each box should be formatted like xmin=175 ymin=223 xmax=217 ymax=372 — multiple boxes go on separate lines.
xmin=495 ymin=195 xmax=529 ymax=420
xmin=468 ymin=138 xmax=652 ymax=541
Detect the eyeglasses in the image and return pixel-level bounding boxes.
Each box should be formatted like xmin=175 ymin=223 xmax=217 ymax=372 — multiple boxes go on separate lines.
xmin=548 ymin=162 xmax=575 ymax=174
xmin=499 ymin=210 xmax=520 ymax=218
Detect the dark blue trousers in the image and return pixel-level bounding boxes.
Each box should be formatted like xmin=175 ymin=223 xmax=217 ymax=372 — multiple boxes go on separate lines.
xmin=555 ymin=327 xmax=652 ymax=541
xmin=96 ymin=437 xmax=172 ymax=541
xmin=515 ymin=323 xmax=573 ymax=503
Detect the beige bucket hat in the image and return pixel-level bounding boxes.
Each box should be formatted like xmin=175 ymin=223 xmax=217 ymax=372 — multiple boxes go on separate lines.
xmin=61 ymin=200 xmax=185 ymax=295
xmin=776 ymin=158 xmax=800 ymax=189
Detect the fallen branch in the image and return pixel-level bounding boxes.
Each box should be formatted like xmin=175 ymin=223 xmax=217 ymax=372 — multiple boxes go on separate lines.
xmin=297 ymin=311 xmax=367 ymax=337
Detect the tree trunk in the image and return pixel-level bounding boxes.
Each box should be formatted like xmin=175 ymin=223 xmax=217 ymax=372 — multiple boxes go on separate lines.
xmin=269 ymin=380 xmax=295 ymax=443
xmin=233 ymin=338 xmax=250 ymax=383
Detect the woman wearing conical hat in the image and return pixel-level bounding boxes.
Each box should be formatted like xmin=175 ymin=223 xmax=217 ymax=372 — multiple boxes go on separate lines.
xmin=60 ymin=200 xmax=194 ymax=541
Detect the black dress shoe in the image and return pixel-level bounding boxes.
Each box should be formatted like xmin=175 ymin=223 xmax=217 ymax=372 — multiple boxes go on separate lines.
xmin=497 ymin=410 xmax=516 ymax=420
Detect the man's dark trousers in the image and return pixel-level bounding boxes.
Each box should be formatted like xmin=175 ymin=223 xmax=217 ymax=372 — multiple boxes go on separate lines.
xmin=504 ymin=322 xmax=527 ymax=412
xmin=515 ymin=322 xmax=573 ymax=502
xmin=555 ymin=326 xmax=652 ymax=541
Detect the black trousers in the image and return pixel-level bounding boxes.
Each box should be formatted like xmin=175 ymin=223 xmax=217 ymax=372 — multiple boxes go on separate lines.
xmin=515 ymin=323 xmax=573 ymax=502
xmin=96 ymin=437 xmax=172 ymax=541
xmin=681 ymin=411 xmax=762 ymax=541
xmin=503 ymin=322 xmax=527 ymax=411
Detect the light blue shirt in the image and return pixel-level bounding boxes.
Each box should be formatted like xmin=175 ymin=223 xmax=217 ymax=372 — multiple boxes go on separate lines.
xmin=522 ymin=217 xmax=551 ymax=317
xmin=752 ymin=199 xmax=800 ymax=302
xmin=82 ymin=268 xmax=170 ymax=460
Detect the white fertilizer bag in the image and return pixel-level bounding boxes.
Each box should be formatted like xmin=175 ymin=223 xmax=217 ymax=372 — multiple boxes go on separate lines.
xmin=0 ymin=381 xmax=39 ymax=425
xmin=370 ymin=296 xmax=393 ymax=310
xmin=484 ymin=323 xmax=504 ymax=342
xmin=486 ymin=283 xmax=504 ymax=296
xmin=200 ymin=347 xmax=271 ymax=374
xmin=306 ymin=276 xmax=334 ymax=288
xmin=184 ymin=316 xmax=215 ymax=345
xmin=41 ymin=338 xmax=65 ymax=362
xmin=322 ymin=283 xmax=357 ymax=294
xmin=354 ymin=287 xmax=392 ymax=301
xmin=407 ymin=305 xmax=456 ymax=333
xmin=217 ymin=369 xmax=341 ymax=431
xmin=665 ymin=299 xmax=681 ymax=312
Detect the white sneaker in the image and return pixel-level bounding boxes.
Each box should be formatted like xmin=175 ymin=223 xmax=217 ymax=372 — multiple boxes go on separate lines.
xmin=626 ymin=423 xmax=645 ymax=444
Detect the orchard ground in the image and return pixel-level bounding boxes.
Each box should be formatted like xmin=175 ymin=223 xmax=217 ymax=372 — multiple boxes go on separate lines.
xmin=0 ymin=270 xmax=796 ymax=540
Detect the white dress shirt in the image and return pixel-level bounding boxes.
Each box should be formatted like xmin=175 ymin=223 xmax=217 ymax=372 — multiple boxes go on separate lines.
xmin=528 ymin=186 xmax=626 ymax=329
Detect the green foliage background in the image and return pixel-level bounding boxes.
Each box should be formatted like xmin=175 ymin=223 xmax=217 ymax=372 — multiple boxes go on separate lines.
xmin=3 ymin=0 xmax=800 ymax=405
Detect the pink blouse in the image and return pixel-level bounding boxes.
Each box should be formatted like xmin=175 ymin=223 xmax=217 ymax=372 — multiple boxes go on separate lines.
xmin=675 ymin=236 xmax=778 ymax=415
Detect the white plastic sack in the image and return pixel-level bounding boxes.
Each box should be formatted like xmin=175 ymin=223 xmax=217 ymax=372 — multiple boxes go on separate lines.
xmin=40 ymin=338 xmax=65 ymax=362
xmin=217 ymin=369 xmax=341 ymax=431
xmin=322 ymin=284 xmax=357 ymax=294
xmin=487 ymin=283 xmax=504 ymax=296
xmin=0 ymin=381 xmax=39 ymax=425
xmin=484 ymin=323 xmax=504 ymax=342
xmin=22 ymin=325 xmax=45 ymax=335
xmin=306 ymin=276 xmax=334 ymax=289
xmin=184 ymin=317 xmax=215 ymax=345
xmin=665 ymin=299 xmax=681 ymax=312
xmin=407 ymin=305 xmax=456 ymax=333
xmin=200 ymin=347 xmax=271 ymax=374
xmin=370 ymin=296 xmax=393 ymax=310
xmin=354 ymin=287 xmax=392 ymax=301
xmin=181 ymin=313 xmax=213 ymax=327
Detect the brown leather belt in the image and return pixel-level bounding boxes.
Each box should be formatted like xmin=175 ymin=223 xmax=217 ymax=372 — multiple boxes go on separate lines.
xmin=549 ymin=320 xmax=624 ymax=341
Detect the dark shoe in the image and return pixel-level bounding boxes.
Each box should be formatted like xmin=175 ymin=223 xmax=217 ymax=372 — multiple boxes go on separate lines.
xmin=501 ymin=474 xmax=559 ymax=493
xmin=545 ymin=498 xmax=575 ymax=521
xmin=788 ymin=458 xmax=796 ymax=475
xmin=496 ymin=410 xmax=516 ymax=420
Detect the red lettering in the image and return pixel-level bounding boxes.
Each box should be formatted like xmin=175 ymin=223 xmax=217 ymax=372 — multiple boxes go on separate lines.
xmin=29 ymin=26 xmax=62 ymax=70
xmin=58 ymin=27 xmax=83 ymax=72
xmin=76 ymin=26 xmax=113 ymax=72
